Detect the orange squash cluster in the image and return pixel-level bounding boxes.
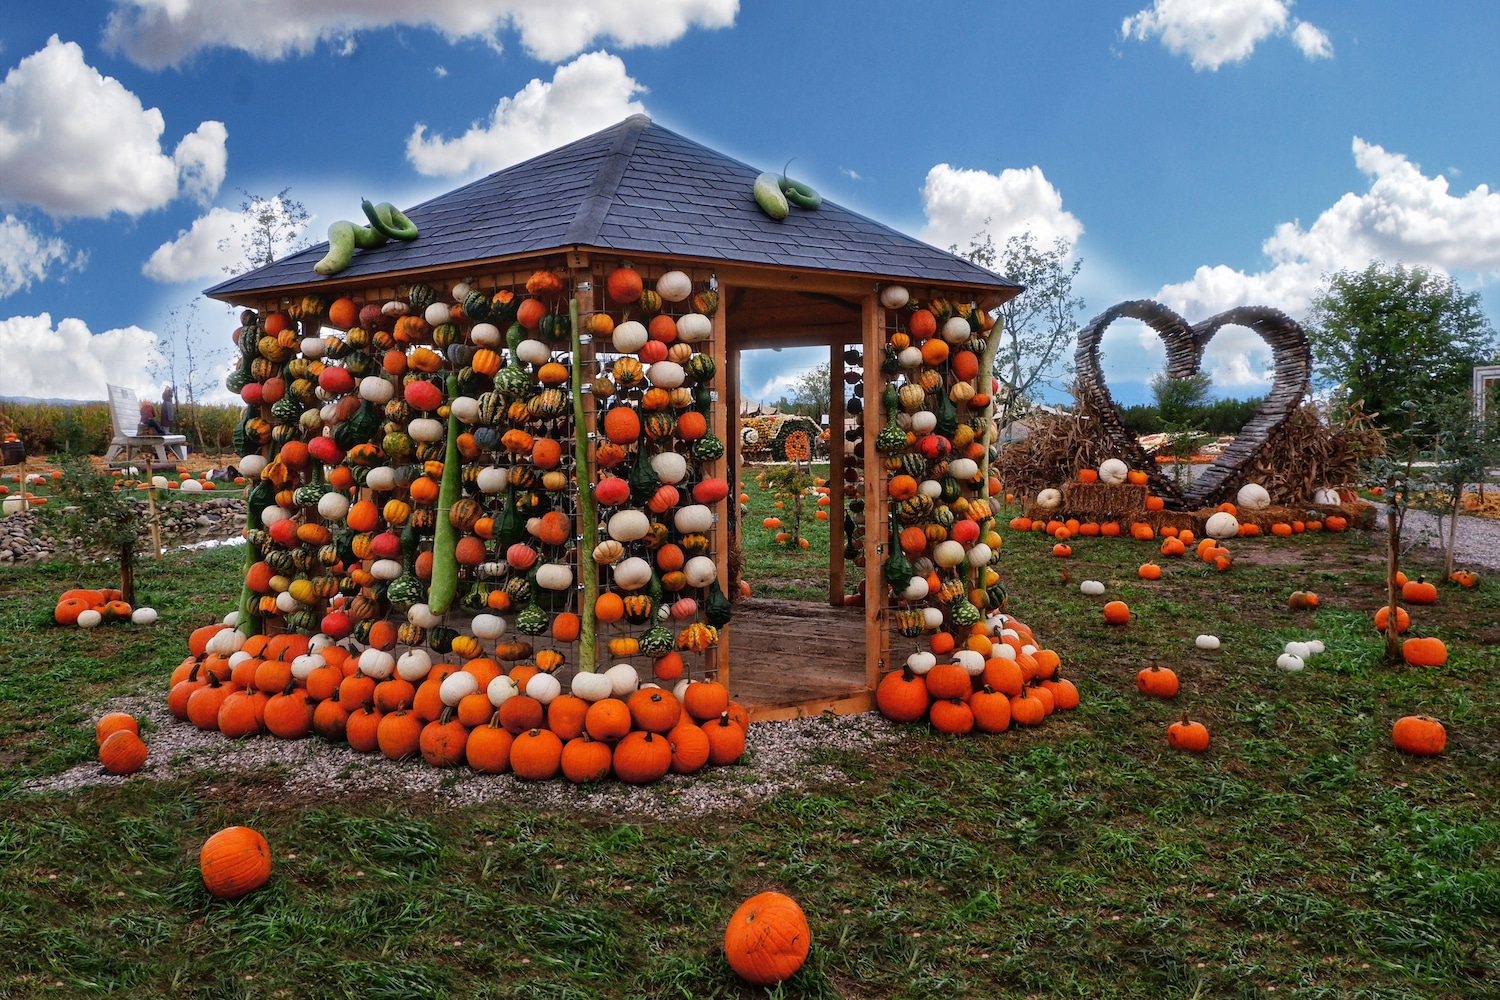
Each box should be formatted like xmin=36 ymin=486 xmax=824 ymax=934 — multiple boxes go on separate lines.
xmin=876 ymin=615 xmax=1079 ymax=734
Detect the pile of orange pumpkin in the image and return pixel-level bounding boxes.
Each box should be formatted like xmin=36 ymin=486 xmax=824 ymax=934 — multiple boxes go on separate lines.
xmin=54 ymin=588 xmax=158 ymax=628
xmin=876 ymin=614 xmax=1079 ymax=733
xmin=166 ymin=621 xmax=750 ymax=784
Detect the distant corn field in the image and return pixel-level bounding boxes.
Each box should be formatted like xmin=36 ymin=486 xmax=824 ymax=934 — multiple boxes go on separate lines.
xmin=0 ymin=400 xmax=243 ymax=457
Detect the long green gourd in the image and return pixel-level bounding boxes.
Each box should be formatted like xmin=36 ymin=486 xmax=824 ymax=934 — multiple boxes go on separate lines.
xmin=972 ymin=314 xmax=1005 ymax=595
xmin=427 ymin=373 xmax=462 ymax=614
xmin=571 ymin=297 xmax=598 ymax=675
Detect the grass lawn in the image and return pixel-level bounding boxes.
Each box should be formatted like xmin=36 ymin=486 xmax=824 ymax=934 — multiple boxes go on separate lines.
xmin=0 ymin=491 xmax=1496 ymax=998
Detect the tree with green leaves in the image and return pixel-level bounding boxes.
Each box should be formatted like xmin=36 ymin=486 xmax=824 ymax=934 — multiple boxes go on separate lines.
xmin=217 ymin=187 xmax=311 ymax=275
xmin=953 ymin=229 xmax=1084 ymax=433
xmin=38 ymin=456 xmax=145 ymax=604
xmin=790 ymin=362 xmax=831 ymax=423
xmin=1306 ymin=262 xmax=1497 ymax=437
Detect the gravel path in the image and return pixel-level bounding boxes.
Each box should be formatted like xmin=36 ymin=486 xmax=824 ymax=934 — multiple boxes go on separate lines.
xmin=1371 ymin=505 xmax=1500 ymax=571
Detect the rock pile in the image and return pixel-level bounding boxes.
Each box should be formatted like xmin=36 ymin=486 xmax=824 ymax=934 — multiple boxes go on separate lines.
xmin=0 ymin=496 xmax=247 ymax=564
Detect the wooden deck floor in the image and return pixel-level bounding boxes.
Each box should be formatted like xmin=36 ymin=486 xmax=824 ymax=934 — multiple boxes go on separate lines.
xmin=725 ymin=597 xmax=871 ymax=719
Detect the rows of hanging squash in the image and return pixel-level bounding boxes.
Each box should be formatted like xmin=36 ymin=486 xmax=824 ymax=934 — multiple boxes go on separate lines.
xmin=204 ymin=263 xmax=739 ymax=782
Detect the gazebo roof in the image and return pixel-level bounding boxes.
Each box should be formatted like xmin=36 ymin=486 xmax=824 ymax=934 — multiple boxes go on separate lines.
xmin=205 ymin=115 xmax=1019 ymax=301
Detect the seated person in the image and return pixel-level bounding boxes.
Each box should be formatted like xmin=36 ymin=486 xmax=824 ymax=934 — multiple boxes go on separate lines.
xmin=138 ymin=399 xmax=167 ymax=436
xmin=158 ymin=386 xmax=176 ymax=433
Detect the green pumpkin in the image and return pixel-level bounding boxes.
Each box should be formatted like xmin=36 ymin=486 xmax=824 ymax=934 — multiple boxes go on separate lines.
xmin=476 ymin=391 xmax=508 ymax=426
xmin=932 ymin=504 xmax=956 ymax=528
xmin=408 ymin=283 xmax=436 ymax=311
xmin=225 ymin=364 xmax=252 ymax=394
xmin=526 ymin=388 xmax=569 ymax=419
xmin=899 ymin=453 xmax=926 ymax=479
xmin=685 ymin=353 xmax=717 ymax=383
xmin=383 ymin=431 xmax=415 ymax=461
xmin=266 ymin=549 xmax=298 ymax=575
xmin=463 ymin=290 xmax=491 ymax=323
xmin=293 ymin=481 xmax=329 ymax=507
xmin=897 ymin=494 xmax=934 ymax=524
xmin=494 ymin=366 xmax=532 ymax=398
xmin=876 ymin=423 xmax=908 ymax=453
xmin=387 ymin=572 xmax=425 ymax=609
xmin=515 ymin=602 xmax=548 ymax=636
xmin=504 ymin=575 xmax=532 ymax=605
xmin=637 ymin=625 xmax=675 ymax=656
xmin=384 ymin=399 xmax=413 ymax=423
xmin=692 ymin=435 xmax=725 ymax=462
xmin=427 ymin=625 xmax=457 ymax=654
xmin=270 ymin=396 xmax=303 ymax=422
xmin=895 ymin=609 xmax=925 ymax=638
xmin=538 ymin=313 xmax=571 ymax=342
xmin=939 ymin=477 xmax=962 ymax=504
xmin=950 ymin=598 xmax=982 ymax=627
xmin=432 ymin=323 xmax=461 ymax=349
xmin=270 ymin=424 xmax=300 ymax=446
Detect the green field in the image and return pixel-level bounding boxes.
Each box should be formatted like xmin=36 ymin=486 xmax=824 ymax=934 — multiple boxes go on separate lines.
xmin=1 ymin=488 xmax=1496 ymax=998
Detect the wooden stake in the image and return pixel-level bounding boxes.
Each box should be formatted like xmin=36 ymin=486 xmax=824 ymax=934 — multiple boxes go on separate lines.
xmin=147 ymin=485 xmax=163 ymax=558
xmin=828 ymin=337 xmax=845 ymax=606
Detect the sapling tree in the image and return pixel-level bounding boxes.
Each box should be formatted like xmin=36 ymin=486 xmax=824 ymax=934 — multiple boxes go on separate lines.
xmin=1419 ymin=394 xmax=1500 ymax=578
xmin=38 ymin=456 xmax=145 ymax=604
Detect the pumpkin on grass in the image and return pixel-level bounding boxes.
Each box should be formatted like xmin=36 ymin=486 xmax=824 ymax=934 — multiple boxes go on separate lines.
xmin=1391 ymin=715 xmax=1446 ymax=756
xmin=99 ymin=729 xmax=148 ymax=774
xmin=1167 ymin=712 xmax=1209 ymax=752
xmin=200 ymin=826 xmax=272 ymax=899
xmin=724 ymin=891 xmax=811 ymax=986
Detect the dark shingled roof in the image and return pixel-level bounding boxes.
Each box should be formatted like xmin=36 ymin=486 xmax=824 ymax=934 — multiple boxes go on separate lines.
xmin=206 ymin=115 xmax=1019 ymax=299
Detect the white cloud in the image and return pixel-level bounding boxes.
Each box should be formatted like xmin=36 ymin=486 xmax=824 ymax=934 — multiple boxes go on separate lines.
xmin=434 ymin=65 xmax=449 ymax=78
xmin=1290 ymin=20 xmax=1332 ymax=60
xmin=918 ymin=163 xmax=1084 ymax=257
xmin=142 ymin=206 xmax=243 ymax=283
xmin=1151 ymin=138 xmax=1500 ymax=384
xmin=0 ymin=313 xmax=162 ymax=401
xmin=1121 ymin=0 xmax=1330 ymax=71
xmin=0 ymin=36 xmax=228 ymax=218
xmin=103 ymin=0 xmax=738 ymax=68
xmin=0 ymin=215 xmax=82 ymax=298
xmin=839 ymin=166 xmax=861 ymax=181
xmin=407 ymin=50 xmax=647 ymax=177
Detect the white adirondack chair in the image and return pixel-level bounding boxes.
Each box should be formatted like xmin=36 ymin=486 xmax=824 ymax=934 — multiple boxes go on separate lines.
xmin=103 ymin=384 xmax=188 ymax=465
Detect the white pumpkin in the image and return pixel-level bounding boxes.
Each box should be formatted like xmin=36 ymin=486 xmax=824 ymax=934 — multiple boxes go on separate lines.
xmin=933 ymin=540 xmax=967 ymax=568
xmin=309 ymin=634 xmax=335 ymax=653
xmin=941 ymin=316 xmax=971 ymax=344
xmin=1205 ymin=511 xmax=1240 ymax=539
xmin=651 ymin=451 xmax=688 ymax=484
xmin=536 ymin=563 xmax=574 ymax=591
xmin=675 ymin=313 xmax=712 ymax=344
xmin=360 ymin=376 xmax=395 ymax=404
xmin=206 ymin=628 xmax=246 ymax=655
xmin=470 ymin=322 xmax=502 ymax=348
xmin=151 ymin=475 xmax=171 ymax=490
xmin=966 ymin=543 xmax=993 ymax=567
xmin=409 ymin=417 xmax=445 ymax=441
xmin=879 ymin=285 xmax=910 ymax=309
xmin=451 ymin=281 xmax=471 ymax=301
xmin=571 ymin=671 xmax=614 ymax=702
xmin=608 ymin=509 xmax=651 ymax=542
xmin=1312 ymin=487 xmax=1341 ymax=505
xmin=990 ymin=641 xmax=1016 ymax=660
xmin=424 ymin=302 xmax=452 ymax=326
xmin=130 ymin=607 xmax=159 ymax=625
xmin=948 ymin=458 xmax=979 ymax=481
xmin=613 ymin=556 xmax=653 ymax=590
xmin=898 ymin=346 xmax=924 ymax=369
xmin=605 ymin=662 xmax=641 ymax=697
xmin=180 ymin=479 xmax=203 ymax=493
xmin=229 ymin=650 xmax=254 ymax=669
xmin=526 ymin=671 xmax=562 ymax=706
xmin=1276 ymin=653 xmax=1305 ymax=673
xmin=1035 ymin=488 xmax=1062 ymax=509
xmin=1080 ymin=580 xmax=1106 ymax=596
xmin=921 ymin=607 xmax=945 ymax=630
xmin=1195 ymin=634 xmax=1221 ymax=650
xmin=611 ymin=320 xmax=649 ymax=353
xmin=381 ymin=300 xmax=408 ymax=316
xmin=683 ymin=556 xmax=718 ymax=588
xmin=906 ymin=650 xmax=936 ymax=674
xmin=359 ymin=648 xmax=396 ymax=680
xmin=76 ymin=609 xmax=103 ymax=629
xmin=370 ymin=559 xmax=403 ymax=580
xmin=909 ymin=410 xmax=938 ymax=434
xmin=317 ymin=492 xmax=349 ymax=521
xmin=1284 ymin=640 xmax=1313 ymax=659
xmin=396 ymin=648 xmax=433 ymax=682
xmin=1098 ymin=458 xmax=1129 ymax=484
xmin=1236 ymin=483 xmax=1271 ymax=510
xmin=517 ymin=339 xmax=552 ymax=365
xmin=918 ymin=479 xmax=943 ymax=499
xmin=471 ymin=614 xmax=506 ymax=640
xmin=592 ymin=539 xmax=624 ymax=565
xmin=1306 ymin=639 xmax=1326 ymax=655
xmin=675 ymin=504 xmax=714 ymax=534
xmin=450 ymin=396 xmax=481 ymax=425
xmin=408 ymin=603 xmax=440 ymax=628
xmin=440 ymin=670 xmax=479 ymax=706
xmin=901 ymin=576 xmax=930 ymax=601
xmin=475 ymin=466 xmax=508 ymax=494
xmin=647 ymin=361 xmax=686 ymax=388
xmin=239 ymin=455 xmax=267 ymax=479
xmin=487 ymin=675 xmax=520 ymax=707
xmin=671 ymin=679 xmax=691 ymax=703
xmin=300 ymin=336 xmax=326 ymax=358
xmin=656 ymin=271 xmax=693 ymax=302
xmin=366 ymin=466 xmax=397 ymax=491
xmin=291 ymin=654 xmax=325 ymax=681
xmin=952 ymin=649 xmax=985 ymax=675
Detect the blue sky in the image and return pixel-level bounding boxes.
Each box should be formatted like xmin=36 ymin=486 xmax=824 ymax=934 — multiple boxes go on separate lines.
xmin=1 ymin=0 xmax=1496 ymax=407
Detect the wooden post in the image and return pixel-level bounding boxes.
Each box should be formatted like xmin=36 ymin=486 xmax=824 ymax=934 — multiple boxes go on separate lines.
xmin=827 ymin=336 xmax=845 ymax=605
xmin=147 ymin=485 xmax=163 ymax=558
xmin=708 ymin=283 xmax=732 ymax=689
xmin=860 ymin=293 xmax=885 ymax=693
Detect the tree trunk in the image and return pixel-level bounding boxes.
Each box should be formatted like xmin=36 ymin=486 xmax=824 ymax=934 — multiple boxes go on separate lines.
xmin=118 ymin=543 xmax=136 ymax=606
xmin=1384 ymin=506 xmax=1401 ymax=661
xmin=1445 ymin=491 xmax=1462 ymax=579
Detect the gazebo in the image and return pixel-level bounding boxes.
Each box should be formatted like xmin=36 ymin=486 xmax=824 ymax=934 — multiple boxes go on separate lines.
xmin=208 ymin=115 xmax=1020 ymax=720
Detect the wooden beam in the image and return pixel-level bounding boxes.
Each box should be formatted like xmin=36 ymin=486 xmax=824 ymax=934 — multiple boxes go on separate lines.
xmin=860 ymin=293 xmax=885 ymax=693
xmin=708 ymin=285 xmax=731 ymax=690
xmin=746 ymin=689 xmax=875 ymax=723
xmin=828 ymin=338 xmax=845 ymax=606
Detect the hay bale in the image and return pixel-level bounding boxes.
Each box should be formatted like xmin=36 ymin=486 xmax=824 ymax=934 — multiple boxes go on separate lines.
xmin=1062 ymin=482 xmax=1149 ymax=517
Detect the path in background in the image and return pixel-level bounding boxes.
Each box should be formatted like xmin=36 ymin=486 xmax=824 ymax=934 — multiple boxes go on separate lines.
xmin=1372 ymin=504 xmax=1500 ymax=571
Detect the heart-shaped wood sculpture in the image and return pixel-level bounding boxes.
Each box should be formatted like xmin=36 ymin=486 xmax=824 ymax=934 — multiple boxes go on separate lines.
xmin=1073 ymin=300 xmax=1311 ymax=509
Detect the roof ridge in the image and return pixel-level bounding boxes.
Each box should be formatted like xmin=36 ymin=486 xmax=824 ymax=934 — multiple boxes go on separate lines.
xmin=563 ymin=115 xmax=650 ymax=246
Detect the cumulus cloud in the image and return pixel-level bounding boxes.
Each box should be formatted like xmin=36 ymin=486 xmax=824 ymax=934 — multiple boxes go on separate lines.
xmin=0 ymin=313 xmax=162 ymax=401
xmin=142 ymin=206 xmax=244 ymax=283
xmin=0 ymin=36 xmax=228 ymax=218
xmin=1151 ymin=138 xmax=1500 ymax=384
xmin=0 ymin=216 xmax=83 ymax=298
xmin=103 ymin=0 xmax=738 ymax=68
xmin=1121 ymin=0 xmax=1331 ymax=71
xmin=407 ymin=51 xmax=647 ymax=177
xmin=918 ymin=163 xmax=1083 ymax=257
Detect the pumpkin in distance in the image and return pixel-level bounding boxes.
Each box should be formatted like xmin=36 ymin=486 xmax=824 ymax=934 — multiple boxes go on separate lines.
xmin=200 ymin=826 xmax=272 ymax=899
xmin=724 ymin=891 xmax=811 ymax=986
